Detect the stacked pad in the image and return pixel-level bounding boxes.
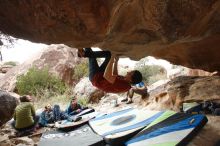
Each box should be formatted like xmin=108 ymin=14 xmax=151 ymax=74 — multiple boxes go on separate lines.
xmin=74 ymin=108 xmax=95 ymax=117
xmin=55 ymin=110 xmax=99 ymax=131
xmin=126 ymin=111 xmax=208 ymax=146
xmin=89 ymin=108 xmax=164 ymax=145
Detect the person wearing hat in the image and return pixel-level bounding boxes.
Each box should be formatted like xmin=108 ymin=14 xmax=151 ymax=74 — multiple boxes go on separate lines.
xmin=65 ymin=97 xmax=83 ymax=116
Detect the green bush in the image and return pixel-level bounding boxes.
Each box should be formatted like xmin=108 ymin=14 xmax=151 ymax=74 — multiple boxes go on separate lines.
xmin=135 ymin=65 xmax=166 ymax=84
xmin=16 ymin=66 xmax=67 ymax=96
xmin=77 ymin=96 xmax=89 ymax=107
xmin=72 ymin=60 xmax=89 ymax=81
xmin=3 ymin=61 xmax=17 ymax=66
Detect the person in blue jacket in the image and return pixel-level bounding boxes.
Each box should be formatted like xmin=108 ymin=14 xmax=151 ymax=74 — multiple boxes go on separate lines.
xmin=65 ymin=97 xmax=83 ymax=116
xmin=39 ymin=104 xmax=67 ymax=127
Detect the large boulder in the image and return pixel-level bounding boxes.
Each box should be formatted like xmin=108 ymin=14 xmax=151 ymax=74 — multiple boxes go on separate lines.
xmin=0 ymin=64 xmax=15 ymax=73
xmin=0 ymin=73 xmax=4 ymax=79
xmin=0 ymin=90 xmax=18 ymax=127
xmin=1 ymin=1 xmax=220 ymax=72
xmin=146 ymin=76 xmax=220 ymax=111
xmin=73 ymin=77 xmax=105 ymax=103
xmin=0 ymin=44 xmax=82 ymax=91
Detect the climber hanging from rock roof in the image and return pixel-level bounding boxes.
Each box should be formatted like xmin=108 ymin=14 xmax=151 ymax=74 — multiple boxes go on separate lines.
xmin=77 ymin=48 xmax=142 ymax=93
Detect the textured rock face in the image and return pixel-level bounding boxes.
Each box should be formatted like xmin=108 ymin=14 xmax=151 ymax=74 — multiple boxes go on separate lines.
xmin=73 ymin=77 xmax=105 ymax=103
xmin=0 ymin=90 xmax=18 ymax=127
xmin=187 ymin=68 xmax=216 ymax=76
xmin=0 ymin=73 xmax=4 ymax=79
xmin=146 ymin=76 xmax=220 ymax=111
xmin=0 ymin=65 xmax=14 ymax=73
xmin=0 ymin=44 xmax=81 ymax=91
xmin=33 ymin=45 xmax=81 ymax=85
xmin=0 ymin=1 xmax=220 ymax=72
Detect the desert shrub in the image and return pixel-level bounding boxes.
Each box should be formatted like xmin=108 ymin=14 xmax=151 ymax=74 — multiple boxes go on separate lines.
xmin=3 ymin=61 xmax=17 ymax=66
xmin=34 ymin=94 xmax=71 ymax=109
xmin=135 ymin=65 xmax=167 ymax=84
xmin=148 ymin=74 xmax=167 ymax=85
xmin=77 ymin=96 xmax=89 ymax=107
xmin=72 ymin=60 xmax=89 ymax=81
xmin=16 ymin=66 xmax=67 ymax=96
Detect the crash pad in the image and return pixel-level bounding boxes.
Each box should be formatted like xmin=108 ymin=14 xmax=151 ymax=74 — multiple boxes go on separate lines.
xmin=39 ymin=124 xmax=105 ymax=146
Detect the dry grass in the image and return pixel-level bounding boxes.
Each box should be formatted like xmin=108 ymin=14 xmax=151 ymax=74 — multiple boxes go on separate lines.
xmin=33 ymin=94 xmax=71 ymax=110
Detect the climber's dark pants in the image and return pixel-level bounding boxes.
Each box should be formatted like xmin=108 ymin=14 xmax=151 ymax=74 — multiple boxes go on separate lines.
xmin=84 ymin=48 xmax=111 ymax=81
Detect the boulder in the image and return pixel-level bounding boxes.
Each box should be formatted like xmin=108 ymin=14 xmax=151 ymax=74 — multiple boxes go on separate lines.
xmin=0 ymin=90 xmax=18 ymax=127
xmin=73 ymin=77 xmax=105 ymax=103
xmin=187 ymin=68 xmax=216 ymax=76
xmin=0 ymin=44 xmax=82 ymax=91
xmin=0 ymin=73 xmax=4 ymax=79
xmin=146 ymin=76 xmax=220 ymax=111
xmin=0 ymin=65 xmax=14 ymax=73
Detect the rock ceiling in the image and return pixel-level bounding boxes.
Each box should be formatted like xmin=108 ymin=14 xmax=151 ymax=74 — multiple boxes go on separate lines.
xmin=0 ymin=0 xmax=220 ymax=72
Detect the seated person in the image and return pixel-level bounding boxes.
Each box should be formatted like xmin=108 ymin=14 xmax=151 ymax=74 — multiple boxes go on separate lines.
xmin=39 ymin=104 xmax=67 ymax=127
xmin=65 ymin=97 xmax=83 ymax=116
xmin=121 ymin=81 xmax=149 ymax=104
xmin=12 ymin=95 xmax=39 ymax=133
